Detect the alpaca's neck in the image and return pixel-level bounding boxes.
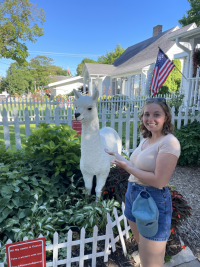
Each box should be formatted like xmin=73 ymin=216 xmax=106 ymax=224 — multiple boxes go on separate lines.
xmin=81 ymin=118 xmax=102 ymax=152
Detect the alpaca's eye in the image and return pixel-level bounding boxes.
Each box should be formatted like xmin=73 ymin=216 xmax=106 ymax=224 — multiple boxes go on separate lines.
xmin=88 ymin=108 xmax=92 ymax=111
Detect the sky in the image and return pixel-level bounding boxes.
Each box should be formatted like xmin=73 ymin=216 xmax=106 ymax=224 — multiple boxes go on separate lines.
xmin=0 ymin=0 xmax=191 ymax=77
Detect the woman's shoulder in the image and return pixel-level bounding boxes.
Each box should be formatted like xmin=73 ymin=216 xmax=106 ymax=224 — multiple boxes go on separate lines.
xmin=159 ymin=134 xmax=181 ymax=156
xmin=162 ymin=133 xmax=180 ymax=145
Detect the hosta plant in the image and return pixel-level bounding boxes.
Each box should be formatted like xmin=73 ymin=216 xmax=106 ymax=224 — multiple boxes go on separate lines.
xmin=24 ymin=122 xmax=82 ymax=182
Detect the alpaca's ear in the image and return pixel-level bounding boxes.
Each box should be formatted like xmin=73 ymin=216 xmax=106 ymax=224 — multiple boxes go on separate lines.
xmin=73 ymin=89 xmax=82 ymax=99
xmin=92 ymin=89 xmax=99 ymax=102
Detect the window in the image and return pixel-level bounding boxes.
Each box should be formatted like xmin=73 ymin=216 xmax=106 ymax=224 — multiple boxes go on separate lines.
xmin=112 ymin=78 xmax=122 ymax=95
xmin=130 ymin=74 xmax=141 ymax=97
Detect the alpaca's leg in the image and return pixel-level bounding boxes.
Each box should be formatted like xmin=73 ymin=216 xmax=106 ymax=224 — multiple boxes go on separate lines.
xmin=95 ymin=173 xmax=109 ymax=199
xmin=82 ymin=172 xmax=94 ymax=195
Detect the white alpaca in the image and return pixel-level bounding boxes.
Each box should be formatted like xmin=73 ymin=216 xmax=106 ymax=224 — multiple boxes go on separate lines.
xmin=73 ymin=89 xmax=122 ymax=199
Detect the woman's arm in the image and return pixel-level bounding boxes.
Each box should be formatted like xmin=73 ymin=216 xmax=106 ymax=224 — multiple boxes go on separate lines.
xmin=104 ymin=148 xmax=130 ymax=164
xmin=110 ymin=153 xmax=178 ymax=188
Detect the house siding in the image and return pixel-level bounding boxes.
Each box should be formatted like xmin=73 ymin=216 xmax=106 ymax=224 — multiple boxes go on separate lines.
xmin=145 ymin=64 xmax=155 ymax=95
xmin=50 ymin=83 xmax=82 ymax=96
xmin=102 ymin=77 xmax=111 ymax=96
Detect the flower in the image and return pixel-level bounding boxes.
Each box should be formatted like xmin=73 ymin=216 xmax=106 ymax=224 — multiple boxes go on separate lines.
xmin=171 ymin=228 xmax=175 ymax=234
xmin=178 ymin=214 xmax=181 ymax=218
xmin=182 ymin=245 xmax=185 ymax=249
xmin=103 ymin=190 xmax=108 ymax=194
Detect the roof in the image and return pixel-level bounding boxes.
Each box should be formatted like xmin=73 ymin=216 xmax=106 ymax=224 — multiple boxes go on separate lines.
xmin=49 ymin=75 xmax=72 ymax=82
xmin=111 ymin=23 xmax=194 ymax=76
xmin=84 ymin=63 xmax=116 ymax=75
xmin=168 ymin=25 xmax=200 ymax=43
xmin=84 ymin=23 xmax=194 ymax=77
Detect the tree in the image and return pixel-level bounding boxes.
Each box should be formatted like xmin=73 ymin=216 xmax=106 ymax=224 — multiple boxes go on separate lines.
xmin=178 ymin=0 xmax=200 ymax=27
xmin=0 ymin=0 xmax=45 ymax=64
xmin=75 ymin=44 xmax=125 ymax=76
xmin=29 ymin=55 xmax=54 ymax=86
xmin=156 ymin=59 xmax=182 ymax=96
xmin=52 ymin=66 xmax=68 ymax=76
xmin=76 ymin=58 xmax=98 ymax=76
xmin=1 ymin=62 xmax=34 ymax=94
xmin=97 ymin=44 xmax=125 ymax=65
xmin=1 ymin=56 xmax=70 ymax=95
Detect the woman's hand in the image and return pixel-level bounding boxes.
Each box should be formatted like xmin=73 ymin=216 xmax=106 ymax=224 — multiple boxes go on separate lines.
xmin=111 ymin=159 xmax=133 ymax=170
xmin=104 ymin=148 xmax=118 ymax=157
xmin=104 ymin=148 xmax=133 ymax=170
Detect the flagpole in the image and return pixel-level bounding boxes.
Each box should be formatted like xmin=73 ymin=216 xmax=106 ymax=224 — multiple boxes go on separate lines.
xmin=158 ymin=47 xmax=188 ymax=81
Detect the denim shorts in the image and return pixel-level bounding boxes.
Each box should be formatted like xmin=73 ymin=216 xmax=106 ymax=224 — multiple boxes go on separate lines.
xmin=124 ymin=182 xmax=173 ymax=241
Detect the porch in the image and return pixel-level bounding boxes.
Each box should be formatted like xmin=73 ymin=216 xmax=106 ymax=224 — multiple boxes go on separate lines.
xmin=169 ymin=26 xmax=200 ymax=108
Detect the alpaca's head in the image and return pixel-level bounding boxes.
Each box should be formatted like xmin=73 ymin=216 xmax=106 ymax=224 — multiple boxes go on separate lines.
xmin=73 ymin=89 xmax=99 ymax=123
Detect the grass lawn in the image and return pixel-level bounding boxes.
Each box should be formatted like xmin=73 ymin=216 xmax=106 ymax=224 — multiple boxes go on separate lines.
xmin=0 ymin=103 xmax=75 ymax=118
xmin=0 ymin=124 xmax=37 ymax=153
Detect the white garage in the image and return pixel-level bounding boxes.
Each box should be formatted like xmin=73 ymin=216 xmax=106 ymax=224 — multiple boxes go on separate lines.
xmin=47 ymin=76 xmax=83 ymax=96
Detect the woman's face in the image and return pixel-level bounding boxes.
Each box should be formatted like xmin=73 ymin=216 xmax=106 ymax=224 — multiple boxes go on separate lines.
xmin=143 ymin=103 xmax=167 ymax=134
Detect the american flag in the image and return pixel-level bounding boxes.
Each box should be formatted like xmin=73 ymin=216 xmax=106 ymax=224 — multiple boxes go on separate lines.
xmin=151 ymin=48 xmax=175 ymax=96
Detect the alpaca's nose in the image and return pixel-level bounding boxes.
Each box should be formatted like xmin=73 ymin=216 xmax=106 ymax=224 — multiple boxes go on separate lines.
xmin=75 ymin=113 xmax=81 ymax=118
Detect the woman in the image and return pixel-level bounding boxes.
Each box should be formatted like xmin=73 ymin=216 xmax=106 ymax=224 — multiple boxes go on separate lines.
xmin=105 ymin=98 xmax=181 ymax=267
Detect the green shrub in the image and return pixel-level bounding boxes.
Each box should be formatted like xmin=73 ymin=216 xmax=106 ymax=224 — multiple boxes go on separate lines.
xmin=24 ymin=122 xmax=82 ymax=182
xmin=167 ymin=93 xmax=185 ymax=115
xmin=174 ymin=119 xmax=200 ymax=166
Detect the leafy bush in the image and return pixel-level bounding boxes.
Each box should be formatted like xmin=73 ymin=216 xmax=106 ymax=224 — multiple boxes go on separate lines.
xmin=174 ymin=119 xmax=200 ymax=166
xmin=167 ymin=93 xmax=185 ymax=115
xmin=24 ymin=123 xmax=82 ymax=182
xmin=0 ymin=169 xmax=120 ymax=264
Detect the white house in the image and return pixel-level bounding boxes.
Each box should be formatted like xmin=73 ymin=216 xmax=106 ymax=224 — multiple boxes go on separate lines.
xmin=168 ymin=26 xmax=200 ymax=107
xmin=81 ymin=23 xmax=197 ymax=103
xmin=46 ymin=76 xmax=83 ymax=96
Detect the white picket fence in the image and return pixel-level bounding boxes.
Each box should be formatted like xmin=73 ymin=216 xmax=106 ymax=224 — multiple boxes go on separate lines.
xmin=0 ymin=102 xmax=200 ymax=155
xmin=0 ymin=203 xmax=131 ymax=267
xmin=187 ymin=68 xmax=200 ymax=108
xmin=0 ymin=94 xmax=174 ymax=121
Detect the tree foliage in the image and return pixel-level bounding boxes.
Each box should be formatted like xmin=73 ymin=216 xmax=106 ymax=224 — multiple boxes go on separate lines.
xmin=97 ymin=44 xmax=125 ymax=65
xmin=0 ymin=0 xmax=45 ymax=64
xmin=29 ymin=55 xmax=55 ymax=86
xmin=0 ymin=56 xmax=68 ymax=94
xmin=76 ymin=44 xmax=125 ymax=76
xmin=156 ymin=59 xmax=182 ymax=95
xmin=178 ymin=0 xmax=200 ymax=27
xmin=76 ymin=58 xmax=98 ymax=76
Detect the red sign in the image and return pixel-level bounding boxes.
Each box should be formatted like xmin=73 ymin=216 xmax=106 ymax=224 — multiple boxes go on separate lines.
xmin=6 ymin=237 xmax=46 ymax=267
xmin=72 ymin=120 xmax=82 ymax=136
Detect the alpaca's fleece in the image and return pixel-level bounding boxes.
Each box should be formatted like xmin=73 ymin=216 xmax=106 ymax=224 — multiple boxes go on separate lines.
xmin=73 ymin=89 xmax=122 ymax=199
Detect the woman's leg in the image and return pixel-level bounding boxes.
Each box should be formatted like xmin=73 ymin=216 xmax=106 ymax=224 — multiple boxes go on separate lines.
xmin=139 ymin=233 xmax=167 ymax=267
xmin=128 ymin=220 xmax=140 ymax=244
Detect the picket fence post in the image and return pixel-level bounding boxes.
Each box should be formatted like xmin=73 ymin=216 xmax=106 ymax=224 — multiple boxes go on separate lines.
xmin=133 ymin=106 xmax=138 ymax=151
xmin=3 ymin=107 xmax=10 ymax=149
xmin=113 ymin=207 xmax=127 ymax=256
xmin=53 ymin=232 xmax=58 ymax=267
xmin=25 ymin=107 xmax=31 ymax=138
xmin=14 ymin=107 xmax=21 ymax=150
xmin=91 ymin=225 xmax=98 ymax=267
xmin=67 ymin=229 xmax=72 ymax=267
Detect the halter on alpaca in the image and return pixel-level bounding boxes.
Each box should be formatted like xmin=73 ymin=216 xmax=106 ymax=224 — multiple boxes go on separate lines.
xmin=73 ymin=89 xmax=122 ymax=199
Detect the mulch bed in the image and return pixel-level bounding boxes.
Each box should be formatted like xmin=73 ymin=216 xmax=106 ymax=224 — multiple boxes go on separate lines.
xmin=94 ymin=232 xmax=182 ymax=267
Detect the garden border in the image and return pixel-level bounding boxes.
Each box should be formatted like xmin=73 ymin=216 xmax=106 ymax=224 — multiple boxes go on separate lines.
xmin=0 ymin=202 xmax=130 ymax=267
